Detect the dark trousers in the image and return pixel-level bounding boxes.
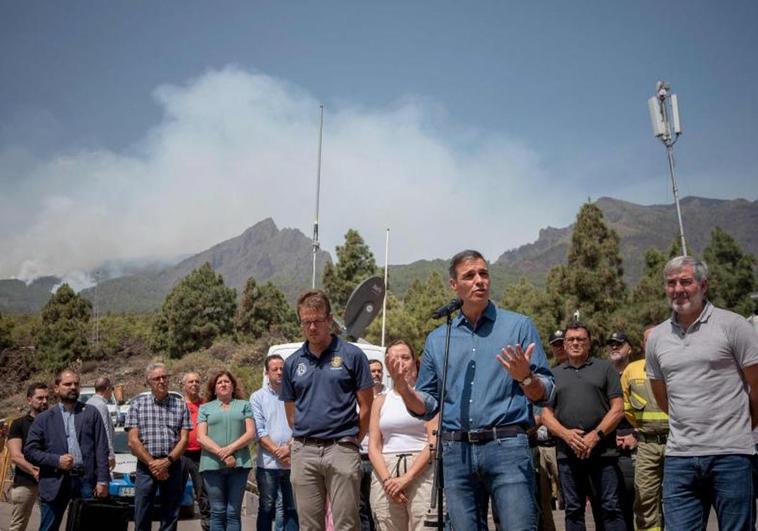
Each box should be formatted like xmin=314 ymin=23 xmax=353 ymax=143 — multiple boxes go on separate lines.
xmin=182 ymin=450 xmax=210 ymax=530
xmin=256 ymin=467 xmax=298 ymax=531
xmin=558 ymin=456 xmax=626 ymax=531
xmin=617 ymin=453 xmax=635 ymax=531
xmin=39 ymin=477 xmax=92 ymax=531
xmin=360 ymin=456 xmax=376 ymax=531
xmin=134 ymin=460 xmax=184 ymax=531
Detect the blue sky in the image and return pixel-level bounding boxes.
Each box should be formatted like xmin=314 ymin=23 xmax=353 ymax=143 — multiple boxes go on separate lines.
xmin=1 ymin=1 xmax=756 ymax=285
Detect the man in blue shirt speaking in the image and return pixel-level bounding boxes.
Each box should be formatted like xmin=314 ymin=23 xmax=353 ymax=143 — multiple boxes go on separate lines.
xmin=392 ymin=250 xmax=554 ymax=530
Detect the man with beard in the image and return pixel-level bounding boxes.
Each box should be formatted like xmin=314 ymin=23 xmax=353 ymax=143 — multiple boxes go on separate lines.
xmin=7 ymin=383 xmax=49 ymax=531
xmin=606 ymin=331 xmax=636 ymax=531
xmin=647 ymin=256 xmax=758 ymax=529
xmin=24 ymin=370 xmax=110 ymax=531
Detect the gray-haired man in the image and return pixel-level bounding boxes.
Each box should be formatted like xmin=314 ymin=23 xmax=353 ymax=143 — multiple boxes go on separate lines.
xmin=647 ymin=256 xmax=758 ymax=530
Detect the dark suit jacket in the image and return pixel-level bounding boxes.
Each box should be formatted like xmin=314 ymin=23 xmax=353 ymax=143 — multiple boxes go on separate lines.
xmin=24 ymin=402 xmax=110 ymax=502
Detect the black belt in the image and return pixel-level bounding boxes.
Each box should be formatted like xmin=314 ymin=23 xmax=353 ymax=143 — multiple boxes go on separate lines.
xmin=294 ymin=436 xmax=358 ymax=447
xmin=68 ymin=467 xmax=86 ymax=477
xmin=441 ymin=425 xmax=525 ymax=443
xmin=638 ymin=432 xmax=668 ymax=444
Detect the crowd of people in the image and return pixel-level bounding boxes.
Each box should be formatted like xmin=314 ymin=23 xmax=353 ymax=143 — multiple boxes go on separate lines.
xmin=3 ymin=251 xmax=758 ymax=531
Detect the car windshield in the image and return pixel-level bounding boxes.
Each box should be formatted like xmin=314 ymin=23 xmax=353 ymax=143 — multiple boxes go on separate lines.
xmin=113 ymin=431 xmax=130 ymax=454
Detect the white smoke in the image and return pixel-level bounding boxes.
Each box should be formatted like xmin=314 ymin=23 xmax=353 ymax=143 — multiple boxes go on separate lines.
xmin=0 ymin=66 xmax=558 ymax=282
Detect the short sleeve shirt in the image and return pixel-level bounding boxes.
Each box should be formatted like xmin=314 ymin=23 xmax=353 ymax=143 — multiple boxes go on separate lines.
xmin=280 ymin=336 xmax=372 ymax=439
xmin=549 ymin=357 xmax=622 ymax=458
xmin=197 ymin=399 xmax=254 ymax=471
xmin=8 ymin=414 xmax=36 ymax=487
xmin=125 ymin=393 xmax=191 ymax=457
xmin=646 ymin=302 xmax=758 ymax=455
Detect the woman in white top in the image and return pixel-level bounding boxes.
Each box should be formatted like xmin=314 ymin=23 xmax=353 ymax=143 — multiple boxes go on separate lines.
xmin=369 ymin=340 xmax=438 ymax=531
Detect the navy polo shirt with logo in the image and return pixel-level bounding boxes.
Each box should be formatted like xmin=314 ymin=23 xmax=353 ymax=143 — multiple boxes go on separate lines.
xmin=280 ymin=335 xmax=373 ymax=439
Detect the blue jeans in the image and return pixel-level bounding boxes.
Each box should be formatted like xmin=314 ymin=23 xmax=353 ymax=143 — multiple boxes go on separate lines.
xmin=203 ymin=467 xmax=250 ymax=531
xmin=39 ymin=477 xmax=92 ymax=531
xmin=557 ymin=455 xmax=626 ymax=531
xmin=134 ymin=460 xmax=184 ymax=531
xmin=442 ymin=433 xmax=537 ymax=530
xmin=255 ymin=467 xmax=298 ymax=531
xmin=663 ymin=454 xmax=754 ymax=531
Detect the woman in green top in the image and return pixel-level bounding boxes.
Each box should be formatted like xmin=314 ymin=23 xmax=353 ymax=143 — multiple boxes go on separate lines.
xmin=197 ymin=370 xmax=255 ymax=531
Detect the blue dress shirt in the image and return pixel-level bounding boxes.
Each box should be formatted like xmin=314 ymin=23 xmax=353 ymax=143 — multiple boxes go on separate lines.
xmin=414 ymin=301 xmax=554 ymax=431
xmin=60 ymin=403 xmax=84 ymax=467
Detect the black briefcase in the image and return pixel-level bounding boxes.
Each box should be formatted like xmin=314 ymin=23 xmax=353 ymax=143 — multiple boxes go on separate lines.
xmin=65 ymin=498 xmax=130 ymax=531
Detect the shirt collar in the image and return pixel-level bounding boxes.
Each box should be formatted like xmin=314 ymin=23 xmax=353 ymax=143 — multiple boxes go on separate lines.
xmin=152 ymin=393 xmax=170 ymax=405
xmin=671 ymin=300 xmax=713 ymax=330
xmin=562 ymin=356 xmax=594 ymax=369
xmin=453 ymin=300 xmax=496 ymax=329
xmin=303 ymin=335 xmax=339 ymax=359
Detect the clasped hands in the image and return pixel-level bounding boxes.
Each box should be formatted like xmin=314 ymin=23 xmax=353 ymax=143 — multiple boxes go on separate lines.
xmin=563 ymin=429 xmax=600 ymax=459
xmin=383 ymin=475 xmax=410 ymax=504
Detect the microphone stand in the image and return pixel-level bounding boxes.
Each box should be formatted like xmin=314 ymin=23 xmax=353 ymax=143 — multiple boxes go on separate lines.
xmin=425 ymin=311 xmax=454 ymax=529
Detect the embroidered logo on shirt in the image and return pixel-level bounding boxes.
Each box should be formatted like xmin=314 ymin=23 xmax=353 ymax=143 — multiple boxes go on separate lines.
xmin=297 ymin=362 xmax=307 ymax=376
xmin=330 ymin=356 xmax=343 ymax=369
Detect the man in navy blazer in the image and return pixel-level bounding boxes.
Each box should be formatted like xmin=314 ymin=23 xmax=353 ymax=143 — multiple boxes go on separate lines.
xmin=25 ymin=369 xmax=110 ymax=531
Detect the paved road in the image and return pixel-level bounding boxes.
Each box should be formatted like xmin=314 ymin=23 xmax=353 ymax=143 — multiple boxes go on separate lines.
xmin=0 ymin=497 xmax=724 ymax=530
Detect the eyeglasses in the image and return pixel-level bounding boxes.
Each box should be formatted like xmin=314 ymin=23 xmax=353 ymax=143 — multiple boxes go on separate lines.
xmin=564 ymin=337 xmax=588 ymax=344
xmin=149 ymin=375 xmax=170 ymax=382
xmin=300 ymin=317 xmax=329 ymax=328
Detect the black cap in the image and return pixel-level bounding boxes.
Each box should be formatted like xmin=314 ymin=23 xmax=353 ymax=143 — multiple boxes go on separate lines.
xmin=548 ymin=329 xmax=565 ymax=345
xmin=606 ymin=331 xmax=629 ymax=345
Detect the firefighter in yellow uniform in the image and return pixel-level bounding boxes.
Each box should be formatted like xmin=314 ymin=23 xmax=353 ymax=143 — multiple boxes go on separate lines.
xmin=620 ymin=326 xmax=669 ymax=531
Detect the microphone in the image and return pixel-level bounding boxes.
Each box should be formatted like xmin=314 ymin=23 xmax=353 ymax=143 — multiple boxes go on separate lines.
xmin=431 ymin=298 xmax=462 ymax=319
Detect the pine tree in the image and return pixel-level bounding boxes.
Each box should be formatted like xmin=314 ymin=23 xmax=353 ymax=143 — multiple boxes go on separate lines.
xmin=0 ymin=312 xmax=14 ymax=350
xmin=703 ymin=227 xmax=756 ymax=316
xmin=237 ymin=277 xmax=299 ymax=340
xmin=322 ymin=229 xmax=377 ymax=316
xmin=500 ymin=277 xmax=559 ymax=349
xmin=35 ymin=284 xmax=92 ymax=370
xmin=150 ymin=263 xmax=237 ymax=358
xmin=628 ymin=248 xmax=670 ymax=327
xmin=556 ymin=203 xmax=627 ymax=350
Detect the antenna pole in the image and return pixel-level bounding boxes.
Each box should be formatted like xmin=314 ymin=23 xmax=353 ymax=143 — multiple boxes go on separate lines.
xmin=381 ymin=228 xmax=389 ymax=347
xmin=650 ymin=81 xmax=687 ymax=255
xmin=312 ymin=105 xmax=324 ymax=288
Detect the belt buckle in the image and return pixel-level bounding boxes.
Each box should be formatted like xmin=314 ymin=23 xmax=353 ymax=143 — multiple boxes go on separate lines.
xmin=466 ymin=430 xmax=483 ymax=443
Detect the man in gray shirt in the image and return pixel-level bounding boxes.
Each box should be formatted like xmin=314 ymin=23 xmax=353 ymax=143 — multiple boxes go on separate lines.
xmin=646 ymin=255 xmax=758 ymax=530
xmin=87 ymin=377 xmax=116 ymax=470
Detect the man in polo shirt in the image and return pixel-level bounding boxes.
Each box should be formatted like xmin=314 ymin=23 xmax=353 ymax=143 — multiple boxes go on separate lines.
xmin=87 ymin=377 xmax=116 ymax=470
xmin=541 ymin=322 xmax=626 ymax=531
xmin=281 ymin=289 xmax=374 ymax=531
xmin=126 ymin=362 xmax=191 ymax=531
xmin=7 ymin=383 xmax=49 ymax=531
xmin=646 ymin=256 xmax=758 ymax=530
xmin=393 ymin=250 xmax=554 ymax=530
xmin=251 ymin=354 xmax=298 ymax=531
xmin=180 ymin=372 xmax=210 ymax=531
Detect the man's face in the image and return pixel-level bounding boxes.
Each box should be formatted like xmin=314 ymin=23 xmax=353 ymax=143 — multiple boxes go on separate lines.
xmin=370 ymin=362 xmax=384 ymax=385
xmin=28 ymin=388 xmax=49 ymax=413
xmin=147 ymin=367 xmax=169 ymax=398
xmin=266 ymin=359 xmax=285 ymax=387
xmin=298 ymin=306 xmax=332 ymax=349
xmin=564 ymin=328 xmax=591 ymax=363
xmin=450 ymin=258 xmax=490 ymax=306
xmin=665 ymin=265 xmax=707 ymax=316
xmin=550 ymin=342 xmax=567 ymax=364
xmin=607 ymin=341 xmax=632 ymax=363
xmin=183 ymin=373 xmax=201 ymax=399
xmin=55 ymin=372 xmax=80 ymax=403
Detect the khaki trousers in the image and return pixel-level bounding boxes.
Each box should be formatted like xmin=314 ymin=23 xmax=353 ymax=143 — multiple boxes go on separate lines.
xmin=10 ymin=484 xmax=38 ymax=531
xmin=634 ymin=440 xmax=666 ymax=531
xmin=369 ymin=451 xmax=433 ymax=531
xmin=290 ymin=439 xmax=362 ymax=531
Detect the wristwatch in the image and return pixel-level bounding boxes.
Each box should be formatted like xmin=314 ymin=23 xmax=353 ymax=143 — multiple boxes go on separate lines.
xmin=595 ymin=429 xmax=605 ymax=439
xmin=518 ymin=373 xmax=533 ymax=386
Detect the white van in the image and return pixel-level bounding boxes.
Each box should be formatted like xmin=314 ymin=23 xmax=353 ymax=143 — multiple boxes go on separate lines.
xmin=264 ymin=341 xmax=391 ymax=390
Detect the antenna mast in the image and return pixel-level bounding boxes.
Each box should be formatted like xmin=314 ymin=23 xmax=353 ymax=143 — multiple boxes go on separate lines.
xmin=381 ymin=228 xmax=389 ymax=347
xmin=648 ymin=81 xmax=687 ymax=255
xmin=312 ymin=105 xmax=324 ymax=288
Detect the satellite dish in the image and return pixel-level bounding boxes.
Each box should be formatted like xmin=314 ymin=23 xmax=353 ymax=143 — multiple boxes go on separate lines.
xmin=343 ymin=276 xmax=385 ymax=340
